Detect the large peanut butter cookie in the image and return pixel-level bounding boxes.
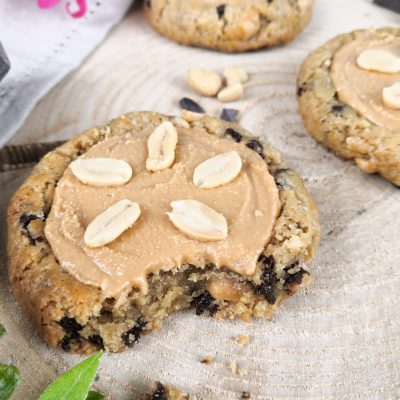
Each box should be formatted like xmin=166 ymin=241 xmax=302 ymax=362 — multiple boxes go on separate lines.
xmin=7 ymin=112 xmax=319 ymax=354
xmin=297 ymin=28 xmax=400 ymax=186
xmin=144 ymin=0 xmax=313 ymax=52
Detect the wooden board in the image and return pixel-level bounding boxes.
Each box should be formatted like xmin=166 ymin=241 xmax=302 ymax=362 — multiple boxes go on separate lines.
xmin=1 ymin=1 xmax=400 ymax=399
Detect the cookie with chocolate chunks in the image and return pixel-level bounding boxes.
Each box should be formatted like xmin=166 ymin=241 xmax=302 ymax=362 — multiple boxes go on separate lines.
xmin=7 ymin=112 xmax=319 ymax=354
xmin=297 ymin=28 xmax=400 ymax=186
xmin=143 ymin=0 xmax=313 ymax=52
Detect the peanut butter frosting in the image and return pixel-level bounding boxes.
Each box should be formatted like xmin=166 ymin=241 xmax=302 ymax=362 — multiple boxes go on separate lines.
xmin=45 ymin=126 xmax=281 ymax=297
xmin=331 ymin=37 xmax=400 ymax=132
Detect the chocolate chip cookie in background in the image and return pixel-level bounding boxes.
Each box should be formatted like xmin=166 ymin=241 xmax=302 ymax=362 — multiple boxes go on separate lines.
xmin=143 ymin=0 xmax=313 ymax=52
xmin=7 ymin=112 xmax=319 ymax=354
xmin=297 ymin=27 xmax=400 ymax=186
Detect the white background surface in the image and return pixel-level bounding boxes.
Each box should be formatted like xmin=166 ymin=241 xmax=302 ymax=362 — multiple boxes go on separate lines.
xmin=1 ymin=1 xmax=400 ymax=399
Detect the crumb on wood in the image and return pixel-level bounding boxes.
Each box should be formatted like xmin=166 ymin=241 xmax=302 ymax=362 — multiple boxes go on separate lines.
xmin=200 ymin=355 xmax=214 ymax=364
xmin=235 ymin=335 xmax=250 ymax=345
xmin=228 ymin=361 xmax=247 ymax=376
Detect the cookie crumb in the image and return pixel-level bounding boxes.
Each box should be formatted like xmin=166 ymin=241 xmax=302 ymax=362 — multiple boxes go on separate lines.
xmin=228 ymin=361 xmax=237 ymax=374
xmin=241 ymin=392 xmax=251 ymax=399
xmin=201 ymin=356 xmax=214 ymax=364
xmin=228 ymin=361 xmax=247 ymax=376
xmin=235 ymin=335 xmax=250 ymax=345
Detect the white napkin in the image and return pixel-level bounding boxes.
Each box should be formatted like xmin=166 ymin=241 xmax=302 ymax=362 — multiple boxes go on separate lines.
xmin=0 ymin=0 xmax=133 ymax=148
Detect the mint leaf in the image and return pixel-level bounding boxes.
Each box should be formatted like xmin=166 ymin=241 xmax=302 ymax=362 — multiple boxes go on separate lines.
xmin=0 ymin=323 xmax=5 ymax=337
xmin=87 ymin=391 xmax=105 ymax=400
xmin=38 ymin=352 xmax=103 ymax=400
xmin=0 ymin=364 xmax=20 ymax=400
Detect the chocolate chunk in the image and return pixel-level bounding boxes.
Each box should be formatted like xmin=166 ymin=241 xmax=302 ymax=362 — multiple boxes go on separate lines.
xmin=297 ymin=85 xmax=305 ymax=97
xmin=216 ymin=4 xmax=226 ymax=18
xmin=20 ymin=213 xmax=40 ymax=230
xmin=179 ymin=97 xmax=205 ymax=113
xmin=332 ymin=104 xmax=344 ymax=114
xmin=220 ymin=108 xmax=239 ymax=122
xmin=192 ymin=291 xmax=219 ymax=316
xmin=373 ymin=0 xmax=400 ymax=13
xmin=20 ymin=213 xmax=46 ymax=244
xmin=59 ymin=336 xmax=71 ymax=352
xmin=89 ymin=334 xmax=104 ymax=349
xmin=283 ymin=263 xmax=307 ymax=289
xmin=254 ymin=255 xmax=277 ymax=304
xmin=246 ymin=139 xmax=265 ymax=158
xmin=58 ymin=317 xmax=83 ymax=336
xmin=121 ymin=318 xmax=146 ymax=347
xmin=0 ymin=42 xmax=10 ymax=82
xmin=225 ymin=128 xmax=242 ymax=142
xmin=148 ymin=382 xmax=168 ymax=400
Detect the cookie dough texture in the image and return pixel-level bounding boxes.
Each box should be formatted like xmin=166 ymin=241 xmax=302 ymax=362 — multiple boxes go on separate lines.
xmin=144 ymin=0 xmax=313 ymax=52
xmin=297 ymin=28 xmax=400 ymax=186
xmin=7 ymin=112 xmax=319 ymax=354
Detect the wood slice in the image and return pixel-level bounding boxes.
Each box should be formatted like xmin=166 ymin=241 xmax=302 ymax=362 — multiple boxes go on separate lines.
xmin=1 ymin=1 xmax=400 ymax=399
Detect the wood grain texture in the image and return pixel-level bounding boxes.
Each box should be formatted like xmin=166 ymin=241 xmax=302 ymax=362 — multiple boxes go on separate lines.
xmin=1 ymin=1 xmax=400 ymax=399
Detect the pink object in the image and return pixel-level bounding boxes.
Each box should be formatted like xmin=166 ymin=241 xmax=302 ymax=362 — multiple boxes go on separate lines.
xmin=37 ymin=0 xmax=87 ymax=18
xmin=66 ymin=0 xmax=87 ymax=18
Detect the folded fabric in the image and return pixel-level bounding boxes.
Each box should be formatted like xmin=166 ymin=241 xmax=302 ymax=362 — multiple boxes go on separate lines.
xmin=0 ymin=0 xmax=133 ymax=148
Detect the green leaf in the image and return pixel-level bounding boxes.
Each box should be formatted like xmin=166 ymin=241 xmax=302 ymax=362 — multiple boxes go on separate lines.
xmin=0 ymin=323 xmax=5 ymax=337
xmin=0 ymin=364 xmax=20 ymax=400
xmin=86 ymin=391 xmax=105 ymax=400
xmin=38 ymin=352 xmax=103 ymax=400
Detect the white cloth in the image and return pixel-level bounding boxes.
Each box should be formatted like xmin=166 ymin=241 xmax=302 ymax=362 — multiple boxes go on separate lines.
xmin=0 ymin=0 xmax=133 ymax=148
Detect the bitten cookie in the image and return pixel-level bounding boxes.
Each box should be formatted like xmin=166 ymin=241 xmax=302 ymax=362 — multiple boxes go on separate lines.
xmin=7 ymin=112 xmax=319 ymax=354
xmin=144 ymin=0 xmax=313 ymax=52
xmin=297 ymin=28 xmax=400 ymax=186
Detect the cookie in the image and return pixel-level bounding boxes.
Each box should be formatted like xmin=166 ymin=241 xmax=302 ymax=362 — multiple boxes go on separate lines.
xmin=297 ymin=28 xmax=400 ymax=186
xmin=7 ymin=112 xmax=319 ymax=354
xmin=144 ymin=0 xmax=313 ymax=52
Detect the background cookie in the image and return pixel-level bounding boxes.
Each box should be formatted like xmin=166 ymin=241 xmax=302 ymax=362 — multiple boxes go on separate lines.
xmin=144 ymin=0 xmax=313 ymax=52
xmin=297 ymin=27 xmax=400 ymax=186
xmin=7 ymin=112 xmax=319 ymax=354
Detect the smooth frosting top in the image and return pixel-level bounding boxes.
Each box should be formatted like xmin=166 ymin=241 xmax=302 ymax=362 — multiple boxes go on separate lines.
xmin=331 ymin=37 xmax=400 ymax=132
xmin=45 ymin=126 xmax=281 ymax=297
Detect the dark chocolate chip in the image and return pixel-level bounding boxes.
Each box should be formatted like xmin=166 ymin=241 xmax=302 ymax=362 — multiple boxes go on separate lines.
xmin=179 ymin=97 xmax=205 ymax=113
xmin=225 ymin=128 xmax=242 ymax=142
xmin=121 ymin=318 xmax=147 ymax=347
xmin=254 ymin=255 xmax=277 ymax=304
xmin=297 ymin=86 xmax=305 ymax=97
xmin=20 ymin=213 xmax=40 ymax=230
xmin=246 ymin=139 xmax=265 ymax=158
xmin=89 ymin=334 xmax=104 ymax=349
xmin=220 ymin=108 xmax=239 ymax=122
xmin=148 ymin=382 xmax=168 ymax=400
xmin=332 ymin=104 xmax=344 ymax=114
xmin=192 ymin=291 xmax=219 ymax=316
xmin=283 ymin=264 xmax=307 ymax=288
xmin=373 ymin=0 xmax=400 ymax=13
xmin=216 ymin=4 xmax=226 ymax=18
xmin=58 ymin=316 xmax=83 ymax=335
xmin=59 ymin=336 xmax=71 ymax=352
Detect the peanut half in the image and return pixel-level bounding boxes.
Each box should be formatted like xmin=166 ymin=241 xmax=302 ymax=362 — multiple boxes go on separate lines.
xmin=167 ymin=200 xmax=228 ymax=241
xmin=84 ymin=199 xmax=141 ymax=248
xmin=70 ymin=158 xmax=132 ymax=186
xmin=146 ymin=121 xmax=178 ymax=172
